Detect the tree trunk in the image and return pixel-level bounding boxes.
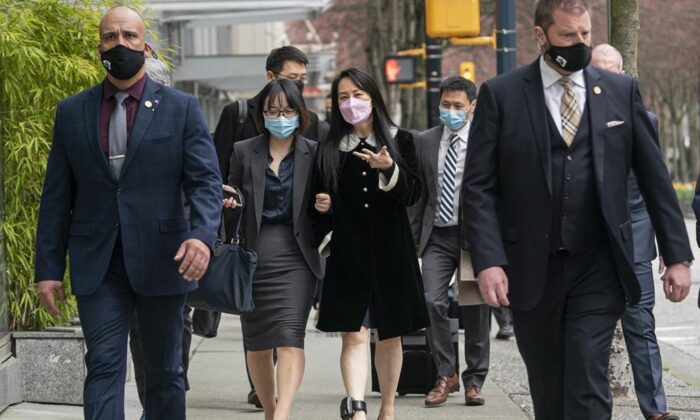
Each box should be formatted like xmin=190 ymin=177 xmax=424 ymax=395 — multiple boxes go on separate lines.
xmin=608 ymin=0 xmax=639 ymax=399
xmin=610 ymin=0 xmax=639 ymax=78
xmin=364 ymin=0 xmax=426 ymax=130
xmin=608 ymin=323 xmax=634 ymax=398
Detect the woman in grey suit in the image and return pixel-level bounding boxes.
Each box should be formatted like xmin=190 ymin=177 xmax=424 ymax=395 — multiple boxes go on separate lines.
xmin=223 ymin=79 xmax=323 ymax=420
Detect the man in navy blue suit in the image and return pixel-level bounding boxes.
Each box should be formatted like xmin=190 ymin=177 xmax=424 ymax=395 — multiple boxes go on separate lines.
xmin=34 ymin=6 xmax=222 ymax=420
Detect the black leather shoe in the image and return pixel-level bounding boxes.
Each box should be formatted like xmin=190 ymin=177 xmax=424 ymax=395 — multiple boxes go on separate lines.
xmin=493 ymin=307 xmax=514 ymax=340
xmin=247 ymin=389 xmax=263 ymax=409
xmin=495 ymin=324 xmax=514 ymax=340
xmin=647 ymin=413 xmax=680 ymax=420
xmin=340 ymin=397 xmax=367 ymax=419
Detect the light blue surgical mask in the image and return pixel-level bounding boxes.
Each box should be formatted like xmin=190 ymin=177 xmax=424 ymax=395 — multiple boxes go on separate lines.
xmin=264 ymin=115 xmax=299 ymax=139
xmin=439 ymin=107 xmax=468 ymax=131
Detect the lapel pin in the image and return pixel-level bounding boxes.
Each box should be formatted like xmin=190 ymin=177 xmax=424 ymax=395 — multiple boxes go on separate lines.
xmin=593 ymin=86 xmax=602 ymax=95
xmin=144 ymin=100 xmax=153 ymax=108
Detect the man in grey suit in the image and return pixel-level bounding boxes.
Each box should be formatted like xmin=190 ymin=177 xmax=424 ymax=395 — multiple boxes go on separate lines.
xmin=409 ymin=76 xmax=490 ymax=407
xmin=591 ymin=44 xmax=678 ymax=420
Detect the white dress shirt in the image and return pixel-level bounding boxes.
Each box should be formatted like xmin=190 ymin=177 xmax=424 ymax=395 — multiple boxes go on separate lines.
xmin=434 ymin=120 xmax=470 ymax=227
xmin=540 ymin=55 xmax=586 ymax=137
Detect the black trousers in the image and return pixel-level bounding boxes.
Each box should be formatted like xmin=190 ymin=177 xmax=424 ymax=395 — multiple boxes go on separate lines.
xmin=512 ymin=246 xmax=625 ymax=420
xmin=129 ymin=305 xmax=193 ymax=408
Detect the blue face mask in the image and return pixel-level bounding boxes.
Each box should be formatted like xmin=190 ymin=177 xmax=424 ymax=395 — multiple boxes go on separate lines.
xmin=264 ymin=115 xmax=299 ymax=138
xmin=439 ymin=107 xmax=468 ymax=131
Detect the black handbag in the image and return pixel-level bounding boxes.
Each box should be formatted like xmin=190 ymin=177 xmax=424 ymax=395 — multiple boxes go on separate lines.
xmin=187 ymin=200 xmax=256 ymax=315
xmin=192 ymin=309 xmax=222 ymax=338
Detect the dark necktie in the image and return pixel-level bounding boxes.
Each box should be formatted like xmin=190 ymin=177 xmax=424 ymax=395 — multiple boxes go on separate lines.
xmin=438 ymin=133 xmax=460 ymax=224
xmin=109 ymin=92 xmax=129 ymax=178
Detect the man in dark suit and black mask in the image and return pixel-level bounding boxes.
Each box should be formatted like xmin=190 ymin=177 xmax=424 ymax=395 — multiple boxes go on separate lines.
xmin=35 ymin=7 xmax=222 ymax=419
xmin=462 ymin=1 xmax=693 ymax=418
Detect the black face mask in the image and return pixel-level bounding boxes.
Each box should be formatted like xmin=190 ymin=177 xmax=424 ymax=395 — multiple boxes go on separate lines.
xmin=101 ymin=44 xmax=145 ymax=80
xmin=293 ymin=79 xmax=305 ymax=94
xmin=546 ymin=42 xmax=592 ymax=73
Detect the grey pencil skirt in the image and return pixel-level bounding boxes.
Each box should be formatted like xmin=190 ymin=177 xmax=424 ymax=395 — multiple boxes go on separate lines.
xmin=241 ymin=224 xmax=317 ymax=351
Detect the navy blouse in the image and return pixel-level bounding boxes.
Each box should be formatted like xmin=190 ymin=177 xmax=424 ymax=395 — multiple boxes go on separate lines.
xmin=261 ymin=150 xmax=294 ymax=225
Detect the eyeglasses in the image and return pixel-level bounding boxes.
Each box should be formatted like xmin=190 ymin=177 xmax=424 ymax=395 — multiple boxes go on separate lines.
xmin=264 ymin=109 xmax=298 ymax=118
xmin=275 ymin=72 xmax=309 ymax=84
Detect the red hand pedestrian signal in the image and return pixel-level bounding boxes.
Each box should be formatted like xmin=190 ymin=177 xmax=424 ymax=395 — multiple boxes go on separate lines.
xmin=385 ymin=59 xmax=402 ymax=83
xmin=383 ymin=55 xmax=417 ymax=84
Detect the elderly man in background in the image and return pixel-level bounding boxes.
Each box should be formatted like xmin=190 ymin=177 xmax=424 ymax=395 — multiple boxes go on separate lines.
xmin=126 ymin=56 xmax=196 ymax=420
xmin=592 ymin=43 xmax=678 ymax=420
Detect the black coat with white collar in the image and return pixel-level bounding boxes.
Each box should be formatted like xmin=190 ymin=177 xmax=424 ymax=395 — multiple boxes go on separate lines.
xmin=312 ymin=128 xmax=429 ymax=340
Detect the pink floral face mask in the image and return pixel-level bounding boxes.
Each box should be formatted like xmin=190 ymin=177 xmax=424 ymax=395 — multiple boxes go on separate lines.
xmin=339 ymin=97 xmax=372 ymax=125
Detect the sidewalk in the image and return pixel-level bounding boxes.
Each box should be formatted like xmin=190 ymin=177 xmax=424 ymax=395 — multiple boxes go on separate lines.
xmin=5 ymin=217 xmax=700 ymax=420
xmin=488 ymin=332 xmax=700 ymax=419
xmin=1 ymin=314 xmax=526 ymax=420
xmin=2 ymin=310 xmax=700 ymax=419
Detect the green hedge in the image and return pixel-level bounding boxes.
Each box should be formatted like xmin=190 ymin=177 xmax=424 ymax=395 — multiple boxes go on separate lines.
xmin=674 ymin=183 xmax=695 ymax=218
xmin=0 ymin=0 xmax=145 ymax=330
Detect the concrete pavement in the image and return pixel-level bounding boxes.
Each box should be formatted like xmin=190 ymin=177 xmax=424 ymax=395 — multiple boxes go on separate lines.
xmin=486 ymin=219 xmax=700 ymax=419
xmin=3 ymin=220 xmax=700 ymax=419
xmin=0 ymin=314 xmax=527 ymax=419
xmin=5 ymin=311 xmax=699 ymax=419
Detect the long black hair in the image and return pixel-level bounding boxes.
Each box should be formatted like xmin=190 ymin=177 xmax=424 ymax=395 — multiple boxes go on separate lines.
xmin=317 ymin=67 xmax=400 ymax=193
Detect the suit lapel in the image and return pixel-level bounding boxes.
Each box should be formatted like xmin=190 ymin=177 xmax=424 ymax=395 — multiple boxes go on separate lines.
xmin=251 ymin=137 xmax=268 ymax=232
xmin=426 ymin=126 xmax=442 ymax=194
xmin=84 ymin=84 xmax=113 ymax=180
xmin=121 ymin=77 xmax=162 ymax=176
xmin=292 ymin=137 xmax=311 ymax=226
xmin=523 ymin=59 xmax=552 ymax=195
xmin=584 ymin=67 xmax=606 ymax=187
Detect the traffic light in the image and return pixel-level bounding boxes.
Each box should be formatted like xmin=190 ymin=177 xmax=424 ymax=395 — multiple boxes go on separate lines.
xmin=383 ymin=55 xmax=417 ymax=84
xmin=426 ymin=0 xmax=480 ymax=38
xmin=460 ymin=61 xmax=475 ymax=82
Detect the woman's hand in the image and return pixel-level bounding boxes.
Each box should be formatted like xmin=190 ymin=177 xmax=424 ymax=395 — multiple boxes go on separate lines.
xmin=352 ymin=146 xmax=393 ymax=169
xmin=315 ymin=193 xmax=331 ymax=214
xmin=222 ymin=184 xmax=240 ymax=209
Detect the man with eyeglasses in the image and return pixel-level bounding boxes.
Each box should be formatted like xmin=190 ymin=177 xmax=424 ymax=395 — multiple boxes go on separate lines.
xmin=212 ymin=45 xmax=329 ymax=409
xmin=214 ymin=45 xmax=329 ymax=183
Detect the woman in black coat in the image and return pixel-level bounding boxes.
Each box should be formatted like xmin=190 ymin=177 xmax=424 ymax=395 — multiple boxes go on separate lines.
xmin=313 ymin=68 xmax=429 ymax=420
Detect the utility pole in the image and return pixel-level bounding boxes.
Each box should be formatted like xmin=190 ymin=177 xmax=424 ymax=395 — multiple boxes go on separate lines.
xmin=496 ymin=0 xmax=517 ymax=75
xmin=425 ymin=35 xmax=442 ymax=128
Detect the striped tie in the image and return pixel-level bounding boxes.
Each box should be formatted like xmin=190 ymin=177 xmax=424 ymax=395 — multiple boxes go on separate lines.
xmin=438 ymin=134 xmax=460 ymax=224
xmin=559 ymin=77 xmax=581 ymax=147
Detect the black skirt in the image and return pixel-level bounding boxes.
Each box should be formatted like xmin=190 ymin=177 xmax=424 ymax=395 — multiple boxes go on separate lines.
xmin=241 ymin=224 xmax=317 ymax=351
